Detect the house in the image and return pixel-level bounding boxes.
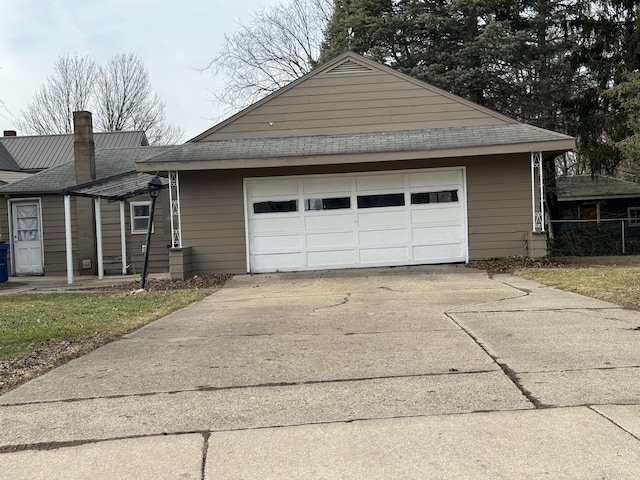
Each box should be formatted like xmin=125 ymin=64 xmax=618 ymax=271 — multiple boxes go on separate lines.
xmin=0 ymin=113 xmax=171 ymax=278
xmin=556 ymin=175 xmax=640 ymax=221
xmin=135 ymin=52 xmax=576 ymax=277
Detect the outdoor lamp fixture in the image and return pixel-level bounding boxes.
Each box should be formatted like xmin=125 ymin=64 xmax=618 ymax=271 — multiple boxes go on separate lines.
xmin=140 ymin=176 xmax=163 ymax=290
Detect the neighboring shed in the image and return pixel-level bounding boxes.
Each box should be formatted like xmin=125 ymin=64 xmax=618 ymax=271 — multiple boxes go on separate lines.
xmin=137 ymin=52 xmax=576 ymax=277
xmin=556 ymin=175 xmax=640 ymax=221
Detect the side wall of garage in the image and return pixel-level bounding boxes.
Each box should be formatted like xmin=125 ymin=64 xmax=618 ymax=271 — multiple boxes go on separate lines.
xmin=178 ymin=153 xmax=533 ymax=274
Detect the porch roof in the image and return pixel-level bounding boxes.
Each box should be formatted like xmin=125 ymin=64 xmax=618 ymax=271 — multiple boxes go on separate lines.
xmin=60 ymin=171 xmax=168 ymax=201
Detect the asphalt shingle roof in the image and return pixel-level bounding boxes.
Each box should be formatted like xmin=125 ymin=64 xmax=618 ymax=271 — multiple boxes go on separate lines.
xmin=0 ymin=146 xmax=171 ymax=194
xmin=142 ymin=124 xmax=574 ymax=165
xmin=557 ymin=175 xmax=640 ymax=200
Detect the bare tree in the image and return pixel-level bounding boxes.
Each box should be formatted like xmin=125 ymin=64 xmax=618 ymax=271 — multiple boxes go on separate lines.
xmin=205 ymin=0 xmax=333 ymax=113
xmin=94 ymin=52 xmax=184 ymax=144
xmin=20 ymin=55 xmax=97 ymax=134
xmin=19 ymin=53 xmax=183 ymax=144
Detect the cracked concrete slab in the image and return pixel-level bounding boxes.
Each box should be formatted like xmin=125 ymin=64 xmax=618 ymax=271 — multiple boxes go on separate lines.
xmin=205 ymin=407 xmax=640 ymax=479
xmin=0 ymin=434 xmax=203 ymax=480
xmin=592 ymin=405 xmax=640 ymax=440
xmin=451 ymin=309 xmax=640 ymax=372
xmin=518 ymin=367 xmax=640 ymax=407
xmin=1 ymin=372 xmax=531 ymax=447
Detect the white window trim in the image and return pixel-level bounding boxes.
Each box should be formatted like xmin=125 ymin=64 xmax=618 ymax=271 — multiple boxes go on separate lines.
xmin=130 ymin=201 xmax=154 ymax=234
xmin=628 ymin=207 xmax=640 ymax=226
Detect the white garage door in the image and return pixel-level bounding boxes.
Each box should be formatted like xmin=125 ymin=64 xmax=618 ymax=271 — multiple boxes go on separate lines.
xmin=244 ymin=168 xmax=468 ymax=273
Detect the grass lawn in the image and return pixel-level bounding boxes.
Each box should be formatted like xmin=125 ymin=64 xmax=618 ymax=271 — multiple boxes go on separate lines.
xmin=0 ymin=289 xmax=211 ymax=363
xmin=517 ymin=264 xmax=640 ymax=310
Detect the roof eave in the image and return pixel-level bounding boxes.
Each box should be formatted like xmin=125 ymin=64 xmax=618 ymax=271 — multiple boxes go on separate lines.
xmin=137 ymin=138 xmax=576 ymax=172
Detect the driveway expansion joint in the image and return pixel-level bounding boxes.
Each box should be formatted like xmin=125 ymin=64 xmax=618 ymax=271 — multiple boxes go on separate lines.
xmin=0 ymin=370 xmax=500 ymax=407
xmin=589 ymin=406 xmax=640 ymax=442
xmin=445 ymin=311 xmax=549 ymax=409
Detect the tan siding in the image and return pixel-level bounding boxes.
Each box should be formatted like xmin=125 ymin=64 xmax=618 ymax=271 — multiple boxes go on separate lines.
xmin=201 ymin=69 xmax=510 ymax=141
xmin=466 ymin=155 xmax=532 ymax=259
xmin=179 ymin=171 xmax=247 ymax=274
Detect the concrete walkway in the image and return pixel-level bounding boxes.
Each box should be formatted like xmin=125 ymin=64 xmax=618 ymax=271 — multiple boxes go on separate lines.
xmin=1 ymin=266 xmax=640 ymax=478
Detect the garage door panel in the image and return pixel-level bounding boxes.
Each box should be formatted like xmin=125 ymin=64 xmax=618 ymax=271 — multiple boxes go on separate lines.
xmin=413 ymin=225 xmax=463 ymax=242
xmin=409 ymin=170 xmax=461 ymax=188
xmin=252 ymin=252 xmax=304 ymax=271
xmin=303 ymin=177 xmax=351 ymax=194
xmin=250 ymin=179 xmax=299 ymax=197
xmin=360 ymin=246 xmax=409 ymax=263
xmin=305 ymin=213 xmax=355 ymax=230
xmin=306 ymin=231 xmax=355 ymax=249
xmin=356 ymin=174 xmax=404 ymax=191
xmin=413 ymin=244 xmax=466 ymax=262
xmin=358 ymin=210 xmax=408 ymax=227
xmin=411 ymin=206 xmax=462 ymax=224
xmin=359 ymin=228 xmax=408 ymax=246
xmin=253 ymin=234 xmax=302 ymax=252
xmin=307 ymin=250 xmax=357 ymax=267
xmin=251 ymin=216 xmax=302 ymax=234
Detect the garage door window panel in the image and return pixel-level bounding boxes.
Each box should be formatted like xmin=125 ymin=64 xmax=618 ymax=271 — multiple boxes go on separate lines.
xmin=305 ymin=197 xmax=351 ymax=211
xmin=253 ymin=200 xmax=298 ymax=214
xmin=411 ymin=190 xmax=459 ymax=205
xmin=357 ymin=193 xmax=405 ymax=209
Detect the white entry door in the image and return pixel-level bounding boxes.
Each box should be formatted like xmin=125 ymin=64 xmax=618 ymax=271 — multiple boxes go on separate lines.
xmin=245 ymin=168 xmax=468 ymax=273
xmin=11 ymin=200 xmax=44 ymax=275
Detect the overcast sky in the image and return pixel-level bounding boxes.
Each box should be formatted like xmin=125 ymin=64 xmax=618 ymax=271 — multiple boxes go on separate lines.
xmin=0 ymin=0 xmax=282 ymax=141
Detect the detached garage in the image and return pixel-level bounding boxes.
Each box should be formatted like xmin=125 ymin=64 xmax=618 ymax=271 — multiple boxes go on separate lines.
xmin=136 ymin=52 xmax=575 ymax=277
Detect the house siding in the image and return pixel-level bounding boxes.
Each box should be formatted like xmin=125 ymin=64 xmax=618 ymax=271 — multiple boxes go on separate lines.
xmin=200 ymin=70 xmax=510 ymax=141
xmin=178 ymin=153 xmax=533 ymax=274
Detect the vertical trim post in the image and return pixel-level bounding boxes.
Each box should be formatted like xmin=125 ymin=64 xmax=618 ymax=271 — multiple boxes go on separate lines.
xmin=94 ymin=198 xmax=104 ymax=279
xmin=64 ymin=195 xmax=73 ymax=284
xmin=120 ymin=201 xmax=127 ymax=275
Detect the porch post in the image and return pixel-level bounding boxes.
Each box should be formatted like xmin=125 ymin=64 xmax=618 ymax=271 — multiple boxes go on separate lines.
xmin=64 ymin=195 xmax=73 ymax=285
xmin=169 ymin=171 xmax=183 ymax=248
xmin=94 ymin=198 xmax=104 ymax=279
xmin=120 ymin=201 xmax=128 ymax=275
xmin=531 ymin=152 xmax=545 ymax=232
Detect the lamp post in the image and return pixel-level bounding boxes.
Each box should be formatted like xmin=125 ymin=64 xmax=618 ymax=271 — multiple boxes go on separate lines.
xmin=140 ymin=176 xmax=163 ymax=290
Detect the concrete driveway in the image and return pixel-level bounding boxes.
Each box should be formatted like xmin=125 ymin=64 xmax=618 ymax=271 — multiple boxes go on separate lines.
xmin=1 ymin=266 xmax=640 ymax=478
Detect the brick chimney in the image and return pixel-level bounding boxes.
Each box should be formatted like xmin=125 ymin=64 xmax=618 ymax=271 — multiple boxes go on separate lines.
xmin=73 ymin=111 xmax=96 ymax=183
xmin=2 ymin=130 xmax=17 ymax=137
xmin=72 ymin=111 xmax=97 ymax=274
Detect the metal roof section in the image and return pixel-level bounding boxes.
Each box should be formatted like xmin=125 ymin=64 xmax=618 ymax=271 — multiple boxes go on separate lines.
xmin=0 ymin=146 xmax=171 ymax=194
xmin=0 ymin=130 xmax=148 ymax=171
xmin=61 ymin=171 xmax=169 ymax=201
xmin=138 ymin=124 xmax=575 ymax=172
xmin=0 ymin=141 xmax=20 ymax=171
xmin=557 ymin=175 xmax=640 ymax=201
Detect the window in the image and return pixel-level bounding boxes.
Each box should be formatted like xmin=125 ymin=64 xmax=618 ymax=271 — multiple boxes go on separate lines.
xmin=253 ymin=200 xmax=298 ymax=214
xmin=629 ymin=207 xmax=640 ymax=226
xmin=131 ymin=201 xmax=152 ymax=234
xmin=305 ymin=197 xmax=351 ymax=211
xmin=411 ymin=190 xmax=459 ymax=205
xmin=357 ymin=193 xmax=405 ymax=209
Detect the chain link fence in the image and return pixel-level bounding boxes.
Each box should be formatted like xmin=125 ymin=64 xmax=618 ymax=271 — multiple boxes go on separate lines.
xmin=549 ymin=219 xmax=640 ymax=256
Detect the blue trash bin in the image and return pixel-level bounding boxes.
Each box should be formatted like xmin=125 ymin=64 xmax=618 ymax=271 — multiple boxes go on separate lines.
xmin=0 ymin=243 xmax=8 ymax=282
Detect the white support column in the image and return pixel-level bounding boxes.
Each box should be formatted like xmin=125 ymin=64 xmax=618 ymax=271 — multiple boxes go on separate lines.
xmin=531 ymin=152 xmax=545 ymax=232
xmin=94 ymin=197 xmax=104 ymax=279
xmin=169 ymin=171 xmax=183 ymax=248
xmin=64 ymin=195 xmax=73 ymax=285
xmin=120 ymin=201 xmax=127 ymax=275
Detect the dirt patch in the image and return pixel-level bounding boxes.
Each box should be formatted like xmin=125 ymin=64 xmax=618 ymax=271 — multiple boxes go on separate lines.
xmin=0 ymin=274 xmax=230 ymax=396
xmin=467 ymin=256 xmax=569 ymax=275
